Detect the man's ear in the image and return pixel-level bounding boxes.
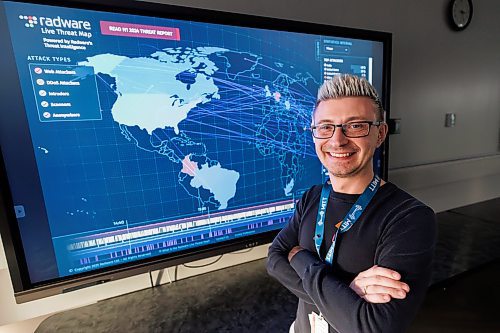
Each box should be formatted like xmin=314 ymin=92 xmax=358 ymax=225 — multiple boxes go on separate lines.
xmin=376 ymin=123 xmax=388 ymax=148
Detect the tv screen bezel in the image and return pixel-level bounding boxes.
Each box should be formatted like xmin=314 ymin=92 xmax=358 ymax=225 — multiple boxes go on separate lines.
xmin=0 ymin=0 xmax=392 ymax=303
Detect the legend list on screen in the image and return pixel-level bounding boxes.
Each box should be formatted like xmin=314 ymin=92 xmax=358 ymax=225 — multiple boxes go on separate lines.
xmin=29 ymin=64 xmax=102 ymax=122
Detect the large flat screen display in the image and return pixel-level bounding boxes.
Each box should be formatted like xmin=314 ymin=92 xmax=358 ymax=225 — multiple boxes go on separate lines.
xmin=0 ymin=0 xmax=391 ymax=302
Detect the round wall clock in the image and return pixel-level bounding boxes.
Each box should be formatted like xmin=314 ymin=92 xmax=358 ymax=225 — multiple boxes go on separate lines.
xmin=449 ymin=0 xmax=473 ymax=31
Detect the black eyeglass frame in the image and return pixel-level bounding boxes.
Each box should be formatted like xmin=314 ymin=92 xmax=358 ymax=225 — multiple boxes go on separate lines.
xmin=310 ymin=121 xmax=385 ymax=139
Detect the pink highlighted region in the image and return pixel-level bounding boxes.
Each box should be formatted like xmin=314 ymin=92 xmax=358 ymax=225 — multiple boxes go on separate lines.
xmin=100 ymin=21 xmax=180 ymax=41
xmin=181 ymin=155 xmax=198 ymax=177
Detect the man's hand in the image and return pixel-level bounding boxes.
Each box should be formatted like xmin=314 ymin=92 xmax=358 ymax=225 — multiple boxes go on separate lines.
xmin=288 ymin=245 xmax=304 ymax=262
xmin=349 ymin=265 xmax=410 ymax=303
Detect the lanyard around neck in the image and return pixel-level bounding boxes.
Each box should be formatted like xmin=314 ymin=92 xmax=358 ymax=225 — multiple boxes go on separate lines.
xmin=314 ymin=175 xmax=381 ymax=265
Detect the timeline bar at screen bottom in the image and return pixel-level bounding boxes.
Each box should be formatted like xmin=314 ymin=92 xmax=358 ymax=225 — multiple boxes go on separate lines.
xmin=66 ymin=200 xmax=295 ymax=251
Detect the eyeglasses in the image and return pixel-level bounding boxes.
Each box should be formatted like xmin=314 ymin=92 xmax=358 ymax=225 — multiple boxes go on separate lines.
xmin=311 ymin=121 xmax=384 ymax=139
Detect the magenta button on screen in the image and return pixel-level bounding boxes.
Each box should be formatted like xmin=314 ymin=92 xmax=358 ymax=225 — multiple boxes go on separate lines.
xmin=100 ymin=21 xmax=180 ymax=40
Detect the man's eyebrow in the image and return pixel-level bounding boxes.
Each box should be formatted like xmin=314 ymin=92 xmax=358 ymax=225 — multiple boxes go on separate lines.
xmin=315 ymin=116 xmax=367 ymax=124
xmin=315 ymin=119 xmax=335 ymax=124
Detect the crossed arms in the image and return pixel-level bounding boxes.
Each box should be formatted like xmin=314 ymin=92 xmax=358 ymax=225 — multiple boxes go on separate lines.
xmin=267 ymin=201 xmax=436 ymax=333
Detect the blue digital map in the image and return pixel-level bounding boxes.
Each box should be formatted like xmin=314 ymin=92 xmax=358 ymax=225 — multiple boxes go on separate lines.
xmin=77 ymin=46 xmax=318 ymax=215
xmin=3 ymin=0 xmax=380 ymax=278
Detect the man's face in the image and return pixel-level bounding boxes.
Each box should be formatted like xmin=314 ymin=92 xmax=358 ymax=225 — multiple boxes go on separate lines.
xmin=312 ymin=97 xmax=387 ymax=179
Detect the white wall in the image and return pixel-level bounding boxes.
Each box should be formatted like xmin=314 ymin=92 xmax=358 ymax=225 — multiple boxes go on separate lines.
xmin=1 ymin=0 xmax=499 ymax=330
xmin=0 ymin=238 xmax=6 ymax=269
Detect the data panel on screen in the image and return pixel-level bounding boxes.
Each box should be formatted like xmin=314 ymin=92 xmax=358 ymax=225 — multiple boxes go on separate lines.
xmin=0 ymin=0 xmax=388 ymax=291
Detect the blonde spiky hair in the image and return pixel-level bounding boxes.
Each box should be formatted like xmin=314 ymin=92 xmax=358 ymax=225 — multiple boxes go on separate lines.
xmin=315 ymin=74 xmax=384 ymax=120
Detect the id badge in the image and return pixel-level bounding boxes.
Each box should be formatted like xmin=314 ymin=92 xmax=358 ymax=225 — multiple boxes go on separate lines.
xmin=308 ymin=312 xmax=329 ymax=333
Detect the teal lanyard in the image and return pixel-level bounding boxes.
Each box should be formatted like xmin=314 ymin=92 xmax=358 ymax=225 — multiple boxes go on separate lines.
xmin=314 ymin=175 xmax=381 ymax=265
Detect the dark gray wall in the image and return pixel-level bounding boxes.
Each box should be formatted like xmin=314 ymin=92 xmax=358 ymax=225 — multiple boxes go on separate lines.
xmin=145 ymin=0 xmax=500 ymax=210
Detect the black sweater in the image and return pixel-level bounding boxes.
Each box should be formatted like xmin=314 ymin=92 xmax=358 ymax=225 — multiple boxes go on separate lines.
xmin=267 ymin=182 xmax=436 ymax=333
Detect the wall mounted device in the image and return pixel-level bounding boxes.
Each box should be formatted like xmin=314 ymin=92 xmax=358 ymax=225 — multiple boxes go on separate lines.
xmin=0 ymin=0 xmax=392 ymax=303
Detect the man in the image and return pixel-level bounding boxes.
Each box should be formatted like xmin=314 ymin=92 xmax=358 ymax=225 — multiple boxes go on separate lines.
xmin=267 ymin=74 xmax=436 ymax=333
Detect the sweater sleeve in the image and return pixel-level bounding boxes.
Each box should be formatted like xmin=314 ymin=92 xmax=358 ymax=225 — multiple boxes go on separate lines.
xmin=290 ymin=206 xmax=437 ymax=333
xmin=267 ymin=192 xmax=314 ymax=304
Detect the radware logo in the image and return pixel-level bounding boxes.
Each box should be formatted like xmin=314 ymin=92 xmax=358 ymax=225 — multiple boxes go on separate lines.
xmin=18 ymin=14 xmax=92 ymax=30
xmin=19 ymin=15 xmax=38 ymax=28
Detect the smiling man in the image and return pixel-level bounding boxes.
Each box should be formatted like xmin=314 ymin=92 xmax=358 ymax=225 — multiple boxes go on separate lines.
xmin=267 ymin=75 xmax=436 ymax=333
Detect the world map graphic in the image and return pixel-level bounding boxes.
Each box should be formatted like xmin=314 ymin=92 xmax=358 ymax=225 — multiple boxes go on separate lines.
xmin=79 ymin=46 xmax=317 ymax=213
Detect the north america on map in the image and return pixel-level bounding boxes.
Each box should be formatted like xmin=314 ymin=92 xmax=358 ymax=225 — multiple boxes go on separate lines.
xmin=78 ymin=46 xmax=313 ymax=211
